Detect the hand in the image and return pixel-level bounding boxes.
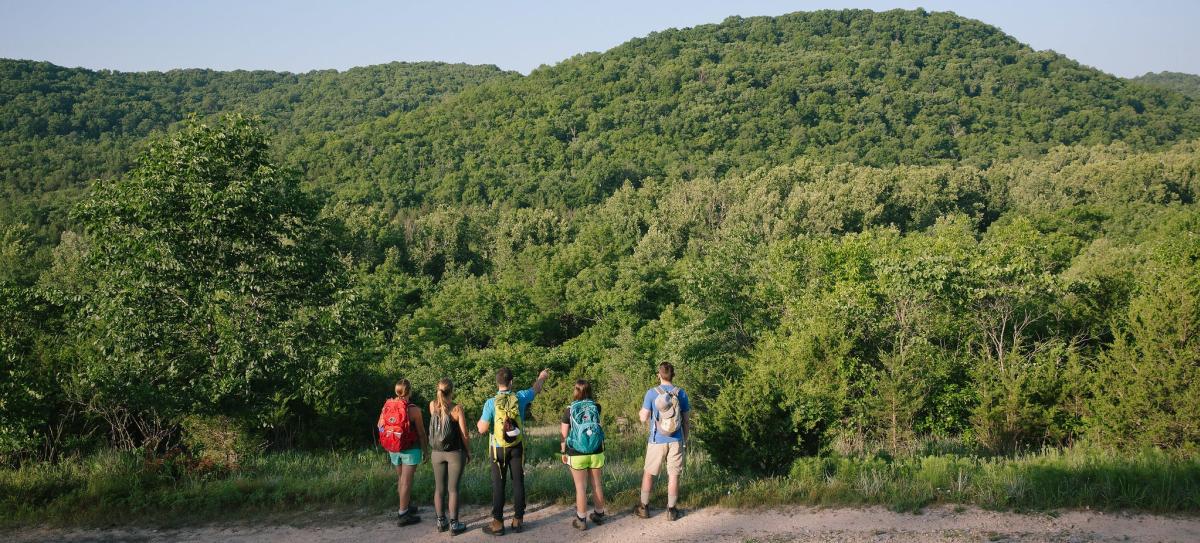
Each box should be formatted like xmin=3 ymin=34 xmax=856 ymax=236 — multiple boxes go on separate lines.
xmin=561 ymin=454 xmax=568 ymax=465
xmin=538 ymin=368 xmax=551 ymax=381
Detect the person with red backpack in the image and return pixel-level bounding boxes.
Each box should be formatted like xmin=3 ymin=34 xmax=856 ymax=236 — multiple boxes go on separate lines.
xmin=377 ymin=379 xmax=429 ymax=527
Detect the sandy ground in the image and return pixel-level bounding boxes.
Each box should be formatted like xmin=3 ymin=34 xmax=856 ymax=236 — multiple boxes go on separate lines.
xmin=8 ymin=504 xmax=1200 ymax=543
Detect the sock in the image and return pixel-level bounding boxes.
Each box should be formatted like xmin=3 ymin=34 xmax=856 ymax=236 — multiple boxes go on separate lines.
xmin=577 ymin=512 xmax=587 ymax=521
xmin=640 ymin=490 xmax=650 ymax=505
xmin=667 ymin=494 xmax=677 ymax=508
xmin=594 ymin=508 xmax=606 ymax=515
xmin=398 ymin=507 xmax=408 ymax=515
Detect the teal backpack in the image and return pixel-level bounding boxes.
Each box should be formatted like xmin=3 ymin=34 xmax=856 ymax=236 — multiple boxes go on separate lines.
xmin=566 ymin=400 xmax=604 ymax=454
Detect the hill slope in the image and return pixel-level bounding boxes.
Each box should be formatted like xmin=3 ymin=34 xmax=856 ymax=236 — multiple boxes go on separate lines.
xmin=0 ymin=60 xmax=512 ymax=239
xmin=300 ymin=9 xmax=1200 ymax=208
xmin=1131 ymin=71 xmax=1200 ymax=99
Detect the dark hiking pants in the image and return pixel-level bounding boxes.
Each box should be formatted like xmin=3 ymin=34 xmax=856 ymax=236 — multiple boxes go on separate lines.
xmin=490 ymin=445 xmax=525 ymax=521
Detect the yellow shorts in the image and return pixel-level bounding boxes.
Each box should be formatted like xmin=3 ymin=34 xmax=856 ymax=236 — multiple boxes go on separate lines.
xmin=567 ymin=452 xmax=605 ymax=470
xmin=644 ymin=441 xmax=685 ymax=476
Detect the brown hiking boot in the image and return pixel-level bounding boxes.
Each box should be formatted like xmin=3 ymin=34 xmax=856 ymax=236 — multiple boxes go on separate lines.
xmin=485 ymin=518 xmax=505 ymax=536
xmin=510 ymin=517 xmax=523 ymax=533
xmin=634 ymin=502 xmax=650 ymax=518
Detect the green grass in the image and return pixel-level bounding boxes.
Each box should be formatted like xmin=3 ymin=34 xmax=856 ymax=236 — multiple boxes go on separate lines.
xmin=2 ymin=431 xmax=1198 ymax=527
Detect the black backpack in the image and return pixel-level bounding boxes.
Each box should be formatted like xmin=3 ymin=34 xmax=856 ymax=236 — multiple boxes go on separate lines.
xmin=428 ymin=408 xmax=458 ymax=451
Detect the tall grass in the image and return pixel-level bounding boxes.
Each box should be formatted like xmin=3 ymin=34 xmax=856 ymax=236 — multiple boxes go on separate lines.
xmin=2 ymin=431 xmax=1197 ymax=527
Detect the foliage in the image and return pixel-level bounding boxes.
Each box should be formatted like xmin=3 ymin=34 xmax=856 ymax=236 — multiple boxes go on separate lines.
xmin=0 ymin=9 xmax=1199 ymax=491
xmin=61 ymin=115 xmax=352 ymax=450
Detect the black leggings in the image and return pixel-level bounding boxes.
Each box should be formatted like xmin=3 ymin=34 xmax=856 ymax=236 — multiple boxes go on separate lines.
xmin=490 ymin=445 xmax=525 ymax=521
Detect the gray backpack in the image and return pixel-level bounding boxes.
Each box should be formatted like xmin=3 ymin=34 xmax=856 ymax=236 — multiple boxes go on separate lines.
xmin=653 ymin=386 xmax=681 ymax=435
xmin=429 ymin=409 xmax=457 ymax=451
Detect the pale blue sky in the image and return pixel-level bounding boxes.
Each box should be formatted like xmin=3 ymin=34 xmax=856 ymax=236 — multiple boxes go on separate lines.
xmin=1 ymin=1 xmax=1197 ymax=78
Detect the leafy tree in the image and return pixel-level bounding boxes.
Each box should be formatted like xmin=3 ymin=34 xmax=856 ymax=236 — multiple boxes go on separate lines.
xmin=66 ymin=115 xmax=350 ymax=449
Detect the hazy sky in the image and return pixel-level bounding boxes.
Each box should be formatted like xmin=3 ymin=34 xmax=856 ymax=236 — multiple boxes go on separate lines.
xmin=2 ymin=1 xmax=1197 ymax=78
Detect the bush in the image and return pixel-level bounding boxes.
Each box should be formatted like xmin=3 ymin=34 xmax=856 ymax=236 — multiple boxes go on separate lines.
xmin=1089 ymin=235 xmax=1200 ymax=452
xmin=179 ymin=415 xmax=264 ymax=471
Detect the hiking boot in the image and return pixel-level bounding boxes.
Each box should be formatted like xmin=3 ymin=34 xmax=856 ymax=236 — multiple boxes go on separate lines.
xmin=436 ymin=516 xmax=449 ymax=532
xmin=450 ymin=519 xmax=467 ymax=536
xmin=485 ymin=518 xmax=505 ymax=536
xmin=634 ymin=502 xmax=651 ymax=518
xmin=510 ymin=517 xmax=523 ymax=533
xmin=572 ymin=515 xmax=588 ymax=530
xmin=589 ymin=511 xmax=606 ymax=525
xmin=396 ymin=509 xmax=421 ymax=526
xmin=666 ymin=507 xmax=681 ymax=521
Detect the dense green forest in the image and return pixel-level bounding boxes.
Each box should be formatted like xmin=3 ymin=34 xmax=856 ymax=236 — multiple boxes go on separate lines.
xmin=2 ymin=8 xmax=1199 ymax=483
xmin=1132 ymin=71 xmax=1200 ymax=99
xmin=0 ymin=60 xmax=511 ymax=243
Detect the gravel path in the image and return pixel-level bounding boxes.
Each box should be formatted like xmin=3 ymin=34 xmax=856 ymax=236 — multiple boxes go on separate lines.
xmin=9 ymin=504 xmax=1200 ymax=542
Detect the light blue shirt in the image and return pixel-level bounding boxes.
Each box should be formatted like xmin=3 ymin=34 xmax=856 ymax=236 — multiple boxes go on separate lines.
xmin=479 ymin=388 xmax=536 ymax=447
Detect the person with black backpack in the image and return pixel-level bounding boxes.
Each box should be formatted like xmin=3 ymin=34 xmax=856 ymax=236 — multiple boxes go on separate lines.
xmin=376 ymin=379 xmax=430 ymax=527
xmin=635 ymin=362 xmax=690 ymax=522
xmin=476 ymin=367 xmax=550 ymax=536
xmin=428 ymin=378 xmax=471 ymax=535
xmin=560 ymin=379 xmax=607 ymax=531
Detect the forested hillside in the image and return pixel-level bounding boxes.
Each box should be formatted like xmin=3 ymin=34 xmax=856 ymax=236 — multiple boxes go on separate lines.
xmin=300 ymin=9 xmax=1200 ymax=209
xmin=2 ymin=9 xmax=1199 ymax=481
xmin=1132 ymin=71 xmax=1200 ymax=98
xmin=0 ymin=60 xmax=512 ymax=242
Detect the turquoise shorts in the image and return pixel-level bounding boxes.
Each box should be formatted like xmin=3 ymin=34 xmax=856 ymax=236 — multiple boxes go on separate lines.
xmin=390 ymin=447 xmax=422 ymax=466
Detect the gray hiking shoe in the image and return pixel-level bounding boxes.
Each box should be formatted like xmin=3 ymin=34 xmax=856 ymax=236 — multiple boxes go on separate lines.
xmin=396 ymin=509 xmax=421 ymax=526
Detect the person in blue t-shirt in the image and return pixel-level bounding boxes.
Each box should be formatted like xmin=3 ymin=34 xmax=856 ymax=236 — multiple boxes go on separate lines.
xmin=634 ymin=362 xmax=690 ymax=522
xmin=477 ymin=366 xmax=549 ymax=535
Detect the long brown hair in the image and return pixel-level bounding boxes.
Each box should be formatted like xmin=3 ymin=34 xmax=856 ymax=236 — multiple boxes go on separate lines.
xmin=572 ymin=379 xmax=593 ymax=401
xmin=433 ymin=378 xmax=454 ymax=415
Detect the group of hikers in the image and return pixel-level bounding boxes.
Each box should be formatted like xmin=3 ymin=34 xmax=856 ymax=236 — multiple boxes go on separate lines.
xmin=375 ymin=362 xmax=690 ymax=536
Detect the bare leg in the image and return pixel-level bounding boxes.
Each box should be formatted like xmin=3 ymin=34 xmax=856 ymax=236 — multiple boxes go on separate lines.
xmin=667 ymin=471 xmax=680 ymax=508
xmin=570 ymin=467 xmax=589 ymax=517
xmin=640 ymin=470 xmax=654 ymax=504
xmin=399 ymin=464 xmax=416 ymax=511
xmin=589 ymin=468 xmax=606 ymax=512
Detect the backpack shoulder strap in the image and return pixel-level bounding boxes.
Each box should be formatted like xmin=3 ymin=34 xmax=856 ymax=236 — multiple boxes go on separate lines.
xmin=654 ymin=386 xmax=665 ymax=395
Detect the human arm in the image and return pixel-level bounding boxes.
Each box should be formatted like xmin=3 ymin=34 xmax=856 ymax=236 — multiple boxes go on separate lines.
xmin=560 ymin=421 xmax=570 ymax=465
xmin=680 ymin=389 xmax=691 ymax=446
xmin=531 ymin=368 xmax=550 ymax=395
xmin=455 ymin=404 xmax=471 ymax=462
xmin=411 ymin=405 xmax=429 ymax=461
xmin=639 ymin=389 xmax=653 ymax=423
xmin=477 ymin=398 xmax=493 ymax=435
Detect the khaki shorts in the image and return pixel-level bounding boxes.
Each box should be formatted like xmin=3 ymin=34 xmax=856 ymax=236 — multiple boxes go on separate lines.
xmin=643 ymin=441 xmax=685 ymax=476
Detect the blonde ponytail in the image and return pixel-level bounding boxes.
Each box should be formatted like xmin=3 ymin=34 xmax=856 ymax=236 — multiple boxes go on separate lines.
xmin=433 ymin=378 xmax=454 ymax=415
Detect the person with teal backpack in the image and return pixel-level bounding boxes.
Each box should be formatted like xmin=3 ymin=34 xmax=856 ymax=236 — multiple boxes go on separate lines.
xmin=560 ymin=379 xmax=608 ymax=530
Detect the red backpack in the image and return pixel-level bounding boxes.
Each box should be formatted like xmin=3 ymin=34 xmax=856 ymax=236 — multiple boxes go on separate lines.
xmin=377 ymin=398 xmax=416 ymax=452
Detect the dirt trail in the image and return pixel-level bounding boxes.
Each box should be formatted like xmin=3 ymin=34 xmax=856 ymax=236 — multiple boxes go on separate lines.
xmin=9 ymin=504 xmax=1200 ymax=542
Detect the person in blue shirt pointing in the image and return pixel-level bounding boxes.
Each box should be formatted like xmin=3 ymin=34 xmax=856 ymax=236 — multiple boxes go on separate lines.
xmin=634 ymin=362 xmax=690 ymax=522
xmin=477 ymin=366 xmax=549 ymax=535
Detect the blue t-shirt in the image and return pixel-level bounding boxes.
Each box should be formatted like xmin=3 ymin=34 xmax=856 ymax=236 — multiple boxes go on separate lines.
xmin=479 ymin=388 xmax=536 ymax=447
xmin=642 ymin=384 xmax=690 ymax=444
